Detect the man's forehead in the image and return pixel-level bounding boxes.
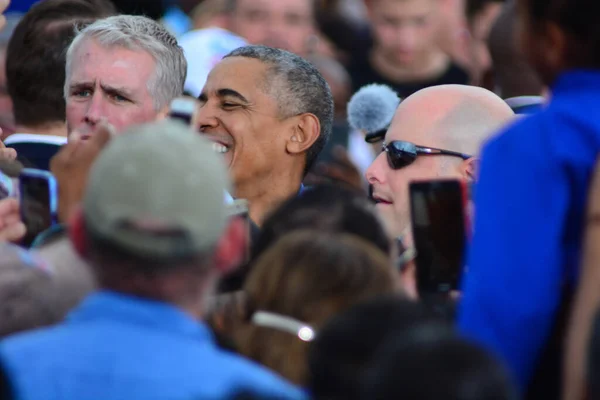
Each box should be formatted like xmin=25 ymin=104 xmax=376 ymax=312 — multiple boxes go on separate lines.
xmin=237 ymin=0 xmax=313 ymax=14
xmin=386 ymin=102 xmax=440 ymax=143
xmin=204 ymin=57 xmax=269 ymax=93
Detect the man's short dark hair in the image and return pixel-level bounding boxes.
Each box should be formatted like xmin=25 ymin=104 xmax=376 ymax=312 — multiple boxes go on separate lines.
xmin=308 ymin=296 xmax=444 ymax=400
xmin=363 ymin=328 xmax=518 ymax=400
xmin=488 ymin=1 xmax=543 ymax=98
xmin=224 ymin=45 xmax=334 ymax=174
xmin=6 ymin=0 xmax=116 ymax=128
xmin=524 ymin=0 xmax=600 ymax=68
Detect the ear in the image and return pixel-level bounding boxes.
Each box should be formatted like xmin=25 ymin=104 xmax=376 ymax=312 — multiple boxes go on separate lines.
xmin=156 ymin=104 xmax=170 ymax=121
xmin=460 ymin=157 xmax=480 ymax=182
xmin=68 ymin=206 xmax=88 ymax=259
xmin=285 ymin=113 xmax=320 ymax=156
xmin=543 ymin=21 xmax=568 ymax=71
xmin=212 ymin=217 xmax=248 ymax=275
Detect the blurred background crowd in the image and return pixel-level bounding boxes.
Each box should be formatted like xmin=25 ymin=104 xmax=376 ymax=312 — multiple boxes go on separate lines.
xmin=0 ymin=0 xmax=598 ymax=399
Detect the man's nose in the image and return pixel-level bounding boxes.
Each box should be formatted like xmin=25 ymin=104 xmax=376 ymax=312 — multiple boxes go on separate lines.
xmin=366 ymin=152 xmax=387 ymax=185
xmin=196 ymin=103 xmax=219 ymax=133
xmin=84 ymin=92 xmax=106 ymax=125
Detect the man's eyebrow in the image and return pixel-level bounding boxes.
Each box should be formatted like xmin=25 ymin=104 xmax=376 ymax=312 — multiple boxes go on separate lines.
xmin=216 ymin=88 xmax=249 ymax=103
xmin=100 ymin=83 xmax=134 ymax=97
xmin=69 ymin=81 xmax=93 ymax=90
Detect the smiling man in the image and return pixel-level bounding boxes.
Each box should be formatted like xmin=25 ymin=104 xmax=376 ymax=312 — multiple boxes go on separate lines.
xmin=197 ymin=45 xmax=334 ymax=225
xmin=365 ymin=84 xmax=513 ymax=240
xmin=64 ymin=15 xmax=187 ymax=136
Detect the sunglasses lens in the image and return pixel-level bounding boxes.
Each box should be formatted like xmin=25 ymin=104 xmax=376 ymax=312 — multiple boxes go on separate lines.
xmin=386 ymin=142 xmax=417 ymax=169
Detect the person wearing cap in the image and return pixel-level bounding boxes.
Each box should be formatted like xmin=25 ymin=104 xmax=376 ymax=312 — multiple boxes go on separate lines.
xmin=0 ymin=121 xmax=306 ymax=400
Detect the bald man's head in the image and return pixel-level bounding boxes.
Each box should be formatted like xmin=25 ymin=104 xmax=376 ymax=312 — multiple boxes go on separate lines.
xmin=389 ymin=84 xmax=514 ymax=155
xmin=365 ymin=84 xmax=514 ymax=238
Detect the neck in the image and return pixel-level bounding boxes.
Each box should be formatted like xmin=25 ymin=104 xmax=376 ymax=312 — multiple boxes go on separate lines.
xmin=235 ymin=164 xmax=304 ymax=226
xmin=15 ymin=122 xmax=68 ymax=137
xmin=370 ymin=47 xmax=448 ymax=82
xmin=97 ymin=265 xmax=216 ymax=322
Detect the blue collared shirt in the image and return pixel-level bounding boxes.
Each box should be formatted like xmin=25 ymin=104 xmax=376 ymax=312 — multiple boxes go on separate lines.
xmin=0 ymin=291 xmax=306 ymax=400
xmin=459 ymin=70 xmax=600 ymax=391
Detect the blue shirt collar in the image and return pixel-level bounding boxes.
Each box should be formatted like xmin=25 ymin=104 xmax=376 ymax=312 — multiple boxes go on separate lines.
xmin=552 ymin=70 xmax=600 ymax=96
xmin=68 ymin=290 xmax=214 ymax=342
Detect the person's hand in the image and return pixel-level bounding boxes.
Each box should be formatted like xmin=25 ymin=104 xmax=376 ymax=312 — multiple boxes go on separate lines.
xmin=0 ymin=197 xmax=26 ymax=243
xmin=304 ymin=146 xmax=365 ymax=192
xmin=51 ymin=122 xmax=114 ymax=224
xmin=0 ymin=0 xmax=10 ymax=32
xmin=0 ymin=133 xmax=17 ymax=161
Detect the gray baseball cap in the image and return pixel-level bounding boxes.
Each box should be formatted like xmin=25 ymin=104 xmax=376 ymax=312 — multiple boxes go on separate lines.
xmin=83 ymin=121 xmax=231 ymax=260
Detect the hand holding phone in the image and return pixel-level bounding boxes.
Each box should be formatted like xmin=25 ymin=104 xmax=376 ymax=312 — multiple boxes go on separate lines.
xmin=19 ymin=168 xmax=58 ymax=247
xmin=409 ymin=179 xmax=469 ymax=295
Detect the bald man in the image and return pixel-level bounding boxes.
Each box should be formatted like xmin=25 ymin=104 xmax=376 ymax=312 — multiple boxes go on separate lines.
xmin=366 ymin=84 xmax=514 ymax=240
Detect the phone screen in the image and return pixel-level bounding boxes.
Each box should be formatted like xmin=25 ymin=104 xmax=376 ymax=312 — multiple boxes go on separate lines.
xmin=410 ymin=180 xmax=467 ymax=294
xmin=19 ymin=171 xmax=58 ymax=247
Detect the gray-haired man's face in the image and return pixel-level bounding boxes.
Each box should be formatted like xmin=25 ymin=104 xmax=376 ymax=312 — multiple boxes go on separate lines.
xmin=65 ymin=39 xmax=160 ymax=138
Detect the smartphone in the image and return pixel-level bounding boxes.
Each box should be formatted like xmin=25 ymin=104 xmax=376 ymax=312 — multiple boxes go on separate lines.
xmin=168 ymin=97 xmax=197 ymax=127
xmin=409 ymin=179 xmax=469 ymax=294
xmin=19 ymin=169 xmax=58 ymax=247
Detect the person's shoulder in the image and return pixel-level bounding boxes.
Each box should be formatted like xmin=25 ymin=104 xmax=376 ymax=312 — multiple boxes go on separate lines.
xmin=0 ymin=324 xmax=69 ymax=373
xmin=212 ymin=351 xmax=306 ymax=398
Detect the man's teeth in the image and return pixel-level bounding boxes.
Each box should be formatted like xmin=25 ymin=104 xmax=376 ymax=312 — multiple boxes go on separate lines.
xmin=212 ymin=143 xmax=229 ymax=154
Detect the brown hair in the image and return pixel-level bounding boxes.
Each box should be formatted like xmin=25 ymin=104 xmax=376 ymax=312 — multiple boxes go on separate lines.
xmin=234 ymin=231 xmax=397 ymax=385
xmin=6 ymin=0 xmax=116 ymax=127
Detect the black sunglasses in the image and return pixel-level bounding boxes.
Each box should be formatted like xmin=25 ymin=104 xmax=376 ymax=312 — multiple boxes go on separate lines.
xmin=383 ymin=141 xmax=472 ymax=169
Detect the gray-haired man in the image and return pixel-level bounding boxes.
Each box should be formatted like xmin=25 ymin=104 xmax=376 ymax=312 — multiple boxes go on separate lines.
xmin=64 ymin=14 xmax=187 ymax=137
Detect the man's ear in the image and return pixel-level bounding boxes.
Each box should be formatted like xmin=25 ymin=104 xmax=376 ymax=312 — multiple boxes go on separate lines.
xmin=461 ymin=157 xmax=480 ymax=182
xmin=156 ymin=104 xmax=170 ymax=121
xmin=68 ymin=206 xmax=88 ymax=259
xmin=212 ymin=217 xmax=248 ymax=275
xmin=285 ymin=113 xmax=320 ymax=155
xmin=543 ymin=21 xmax=568 ymax=72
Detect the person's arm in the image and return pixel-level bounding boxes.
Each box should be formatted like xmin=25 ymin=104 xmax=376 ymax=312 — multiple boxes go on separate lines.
xmin=563 ymin=157 xmax=600 ymax=400
xmin=459 ymin=132 xmax=568 ymax=391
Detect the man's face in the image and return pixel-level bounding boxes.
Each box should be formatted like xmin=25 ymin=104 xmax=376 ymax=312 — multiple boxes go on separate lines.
xmin=197 ymin=57 xmax=293 ymax=190
xmin=65 ymin=39 xmax=159 ymax=136
xmin=369 ymin=0 xmax=440 ymax=65
xmin=365 ymin=109 xmax=462 ymax=238
xmin=229 ymin=0 xmax=314 ymax=55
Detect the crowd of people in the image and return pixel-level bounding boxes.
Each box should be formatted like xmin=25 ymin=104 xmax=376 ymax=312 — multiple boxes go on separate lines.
xmin=0 ymin=0 xmax=599 ymax=399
